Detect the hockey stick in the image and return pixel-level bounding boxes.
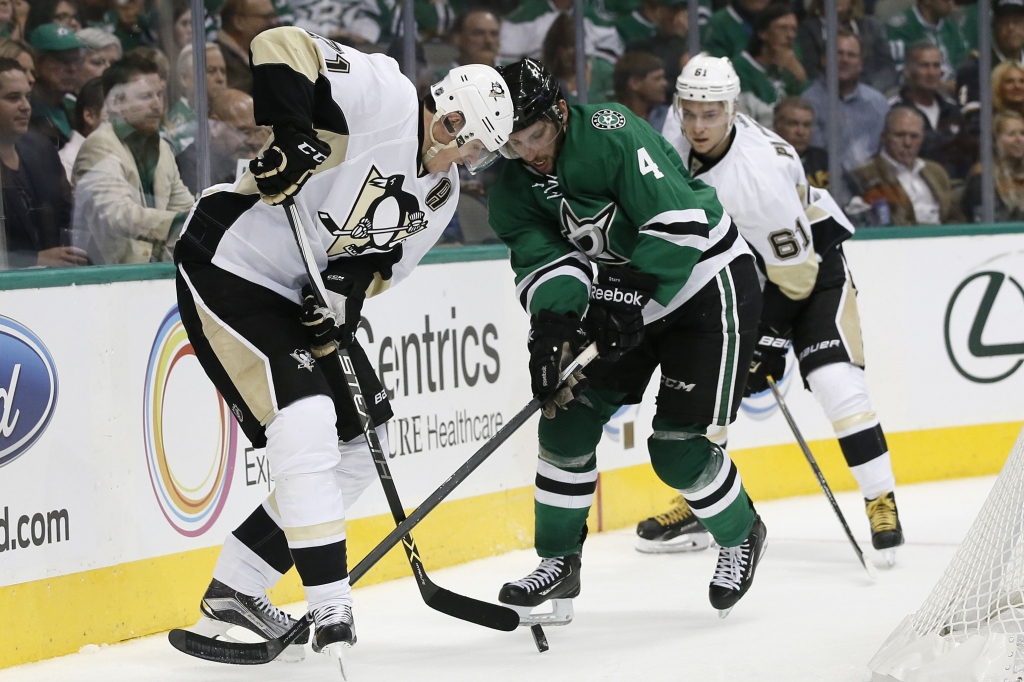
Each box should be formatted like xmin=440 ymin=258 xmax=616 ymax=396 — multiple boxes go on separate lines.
xmin=168 ymin=341 xmax=598 ymax=663
xmin=766 ymin=376 xmax=878 ymax=580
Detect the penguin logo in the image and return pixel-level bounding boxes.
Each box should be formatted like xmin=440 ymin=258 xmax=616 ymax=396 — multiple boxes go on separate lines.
xmin=319 ymin=165 xmax=429 ymax=256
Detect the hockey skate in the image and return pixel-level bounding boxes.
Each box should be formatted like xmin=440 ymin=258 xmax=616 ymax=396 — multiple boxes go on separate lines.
xmin=635 ymin=496 xmax=715 ymax=554
xmin=311 ymin=601 xmax=356 ymax=680
xmin=191 ymin=578 xmax=308 ymax=662
xmin=499 ymin=553 xmax=580 ymax=627
xmin=866 ymin=491 xmax=904 ymax=567
xmin=709 ymin=515 xmax=767 ymax=619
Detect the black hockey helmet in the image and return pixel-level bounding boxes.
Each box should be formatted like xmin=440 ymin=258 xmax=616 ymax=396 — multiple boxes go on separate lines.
xmin=497 ymin=58 xmax=564 ymax=133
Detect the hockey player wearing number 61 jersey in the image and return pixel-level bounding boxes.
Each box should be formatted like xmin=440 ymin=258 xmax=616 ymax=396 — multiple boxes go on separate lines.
xmin=488 ymin=58 xmax=767 ymax=624
xmin=172 ymin=26 xmax=513 ymax=670
xmin=647 ymin=54 xmax=904 ymax=564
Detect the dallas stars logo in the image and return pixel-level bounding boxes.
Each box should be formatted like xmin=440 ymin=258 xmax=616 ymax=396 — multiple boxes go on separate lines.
xmin=591 ymin=109 xmax=626 ymax=130
xmin=559 ymin=200 xmax=629 ymax=264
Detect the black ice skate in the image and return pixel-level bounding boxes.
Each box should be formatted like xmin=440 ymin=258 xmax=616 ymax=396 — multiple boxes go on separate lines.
xmin=636 ymin=496 xmax=714 ymax=554
xmin=709 ymin=515 xmax=767 ymax=619
xmin=192 ymin=578 xmax=308 ymax=662
xmin=866 ymin=491 xmax=904 ymax=566
xmin=498 ymin=553 xmax=581 ymax=627
xmin=311 ymin=601 xmax=356 ymax=680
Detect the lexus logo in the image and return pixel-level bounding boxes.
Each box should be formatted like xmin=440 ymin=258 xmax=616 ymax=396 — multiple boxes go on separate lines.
xmin=944 ymin=270 xmax=1024 ymax=383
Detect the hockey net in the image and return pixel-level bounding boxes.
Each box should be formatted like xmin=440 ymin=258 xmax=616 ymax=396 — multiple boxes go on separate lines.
xmin=869 ymin=424 xmax=1024 ymax=682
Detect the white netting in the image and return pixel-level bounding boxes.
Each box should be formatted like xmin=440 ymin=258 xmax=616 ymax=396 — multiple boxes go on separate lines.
xmin=869 ymin=425 xmax=1024 ymax=682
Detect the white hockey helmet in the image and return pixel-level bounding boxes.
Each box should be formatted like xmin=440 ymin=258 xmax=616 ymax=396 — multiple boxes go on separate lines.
xmin=428 ymin=64 xmax=515 ymax=174
xmin=674 ymin=53 xmax=741 ymax=118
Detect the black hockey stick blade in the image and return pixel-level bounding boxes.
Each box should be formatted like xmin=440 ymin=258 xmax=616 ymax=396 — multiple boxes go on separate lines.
xmin=167 ymin=614 xmax=310 ymax=665
xmin=766 ymin=377 xmax=878 ymax=580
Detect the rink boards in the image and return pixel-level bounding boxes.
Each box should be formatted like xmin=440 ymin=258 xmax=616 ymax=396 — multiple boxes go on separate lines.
xmin=1 ymin=232 xmax=1022 ymax=668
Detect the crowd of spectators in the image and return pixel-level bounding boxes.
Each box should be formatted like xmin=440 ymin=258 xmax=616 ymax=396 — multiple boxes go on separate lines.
xmin=0 ymin=0 xmax=1019 ymax=269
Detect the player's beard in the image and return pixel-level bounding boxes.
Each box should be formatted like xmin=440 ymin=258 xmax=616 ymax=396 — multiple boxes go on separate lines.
xmin=524 ymin=127 xmax=566 ymax=176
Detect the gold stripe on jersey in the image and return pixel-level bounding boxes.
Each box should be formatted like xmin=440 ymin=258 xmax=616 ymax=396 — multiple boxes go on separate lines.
xmin=766 ymin=250 xmax=818 ymax=301
xmin=250 ymin=26 xmax=323 ymax=83
xmin=839 ymin=275 xmax=866 ymax=367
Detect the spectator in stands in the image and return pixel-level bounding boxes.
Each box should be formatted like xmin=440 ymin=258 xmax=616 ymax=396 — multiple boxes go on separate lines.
xmin=993 ymin=60 xmax=1024 ymax=118
xmin=217 ymin=0 xmax=277 ymax=93
xmin=774 ymin=96 xmax=829 ymax=189
xmin=852 ymin=106 xmax=960 ymax=225
xmin=614 ymin=51 xmax=668 ymax=128
xmin=0 ymin=57 xmax=83 ymax=267
xmin=28 ymin=24 xmax=82 ymax=149
xmin=98 ymin=0 xmax=153 ymax=52
xmin=956 ymin=0 xmax=1024 ymax=111
xmin=542 ymin=13 xmax=615 ymax=104
xmin=798 ymin=0 xmax=897 ymax=95
xmin=25 ymin=0 xmax=82 ymax=40
xmin=615 ymin=0 xmax=686 ymax=49
xmin=177 ymin=88 xmax=266 ymax=193
xmin=72 ymin=54 xmax=193 ymax=264
xmin=961 ymin=110 xmax=1024 ymax=222
xmin=886 ymin=0 xmax=966 ymax=94
xmin=621 ymin=0 xmax=690 ymax=101
xmin=172 ymin=0 xmax=190 ymax=51
xmin=433 ymin=9 xmax=500 ymax=81
xmin=0 ymin=38 xmax=36 ymax=87
xmin=702 ymin=0 xmax=771 ymax=59
xmin=733 ymin=4 xmax=806 ymax=127
xmin=290 ymin=0 xmax=387 ymax=45
xmin=0 ymin=0 xmax=21 ymax=39
xmin=803 ymin=30 xmax=888 ymax=205
xmin=166 ymin=43 xmax=227 ymax=154
xmin=498 ymin=0 xmax=623 ymax=66
xmin=888 ymin=40 xmax=970 ymax=177
xmin=76 ymin=27 xmax=121 ymax=86
xmin=58 ymin=74 xmax=100 ymax=178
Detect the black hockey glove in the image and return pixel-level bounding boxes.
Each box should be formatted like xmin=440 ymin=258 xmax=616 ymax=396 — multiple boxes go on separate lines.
xmin=744 ymin=324 xmax=792 ymax=396
xmin=299 ymin=257 xmax=385 ymax=355
xmin=250 ymin=122 xmax=331 ymax=205
xmin=528 ymin=310 xmax=589 ymax=419
xmin=584 ymin=267 xmax=658 ymax=362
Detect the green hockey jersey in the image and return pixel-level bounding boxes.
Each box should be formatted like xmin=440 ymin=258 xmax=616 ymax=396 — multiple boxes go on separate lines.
xmin=488 ymin=104 xmax=750 ymax=324
xmin=886 ymin=6 xmax=967 ymax=80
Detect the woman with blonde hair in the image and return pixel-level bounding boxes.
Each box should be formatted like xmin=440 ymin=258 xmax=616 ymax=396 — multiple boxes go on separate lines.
xmin=961 ymin=110 xmax=1024 ymax=222
xmin=0 ymin=37 xmax=35 ymax=86
xmin=992 ymin=60 xmax=1024 ymax=117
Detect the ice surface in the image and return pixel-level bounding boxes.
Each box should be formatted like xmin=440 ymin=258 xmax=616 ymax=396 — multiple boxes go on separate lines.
xmin=0 ymin=476 xmax=994 ymax=682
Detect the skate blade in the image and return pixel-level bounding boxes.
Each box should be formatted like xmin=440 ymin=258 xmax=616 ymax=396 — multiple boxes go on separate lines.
xmin=319 ymin=641 xmax=352 ymax=680
xmin=717 ymin=607 xmax=733 ymax=619
xmin=635 ymin=533 xmax=714 ymax=554
xmin=507 ymin=599 xmax=574 ymax=626
xmin=189 ymin=616 xmax=306 ymax=662
xmin=883 ymin=548 xmax=897 ymax=567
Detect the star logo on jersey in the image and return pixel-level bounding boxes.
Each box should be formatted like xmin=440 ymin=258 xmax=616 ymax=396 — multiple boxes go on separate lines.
xmin=591 ymin=109 xmax=626 ymax=131
xmin=559 ymin=200 xmax=629 ymax=265
xmin=318 ymin=165 xmax=428 ymax=257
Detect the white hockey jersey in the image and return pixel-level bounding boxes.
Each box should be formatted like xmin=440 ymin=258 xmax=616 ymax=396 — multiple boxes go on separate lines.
xmin=178 ymin=28 xmax=459 ymax=304
xmin=662 ymin=111 xmax=854 ymax=301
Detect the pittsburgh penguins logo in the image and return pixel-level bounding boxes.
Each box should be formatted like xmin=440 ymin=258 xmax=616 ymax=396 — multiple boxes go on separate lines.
xmin=559 ymin=200 xmax=629 ymax=265
xmin=319 ymin=165 xmax=428 ymax=256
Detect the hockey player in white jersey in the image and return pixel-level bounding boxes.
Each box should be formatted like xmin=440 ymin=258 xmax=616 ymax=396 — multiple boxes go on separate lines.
xmin=172 ymin=26 xmax=512 ymax=667
xmin=639 ymin=54 xmax=904 ymax=563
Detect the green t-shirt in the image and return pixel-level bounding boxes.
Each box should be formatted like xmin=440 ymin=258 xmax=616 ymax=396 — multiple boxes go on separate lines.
xmin=615 ymin=10 xmax=656 ymax=47
xmin=702 ymin=5 xmax=749 ymax=58
xmin=488 ymin=103 xmax=733 ymax=319
xmin=887 ymin=7 xmax=968 ymax=80
xmin=112 ymin=116 xmax=161 ymax=206
xmin=960 ymin=3 xmax=977 ymax=53
xmin=733 ymin=50 xmax=805 ymax=105
xmin=561 ymin=57 xmax=616 ymax=105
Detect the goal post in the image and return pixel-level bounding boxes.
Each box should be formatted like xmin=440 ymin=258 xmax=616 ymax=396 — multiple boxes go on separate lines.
xmin=869 ymin=424 xmax=1024 ymax=682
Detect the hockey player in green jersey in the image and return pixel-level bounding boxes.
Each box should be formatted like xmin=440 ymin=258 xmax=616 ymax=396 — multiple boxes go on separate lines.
xmin=487 ymin=58 xmax=767 ymax=623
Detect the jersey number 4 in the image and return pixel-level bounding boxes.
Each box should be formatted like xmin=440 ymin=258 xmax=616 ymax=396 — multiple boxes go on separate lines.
xmin=638 ymin=147 xmax=664 ymax=179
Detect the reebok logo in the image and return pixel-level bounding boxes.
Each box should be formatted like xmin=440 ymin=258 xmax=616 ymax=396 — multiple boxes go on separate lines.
xmin=592 ymin=288 xmax=646 ymax=306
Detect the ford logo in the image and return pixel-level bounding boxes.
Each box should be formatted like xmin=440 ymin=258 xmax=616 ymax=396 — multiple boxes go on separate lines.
xmin=0 ymin=316 xmax=58 ymax=468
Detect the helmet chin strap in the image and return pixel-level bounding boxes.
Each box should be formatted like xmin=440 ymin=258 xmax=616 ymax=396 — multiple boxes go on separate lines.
xmin=423 ymin=110 xmax=458 ymax=164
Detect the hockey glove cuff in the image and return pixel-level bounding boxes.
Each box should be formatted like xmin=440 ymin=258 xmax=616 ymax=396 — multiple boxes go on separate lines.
xmin=299 ymin=271 xmax=371 ymax=354
xmin=584 ymin=267 xmax=658 ymax=362
xmin=528 ymin=310 xmax=589 ymax=418
xmin=250 ymin=122 xmax=331 ymax=205
xmin=744 ymin=324 xmax=792 ymax=397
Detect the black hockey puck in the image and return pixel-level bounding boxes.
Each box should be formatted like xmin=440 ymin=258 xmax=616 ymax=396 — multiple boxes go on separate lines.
xmin=530 ymin=624 xmax=549 ymax=652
